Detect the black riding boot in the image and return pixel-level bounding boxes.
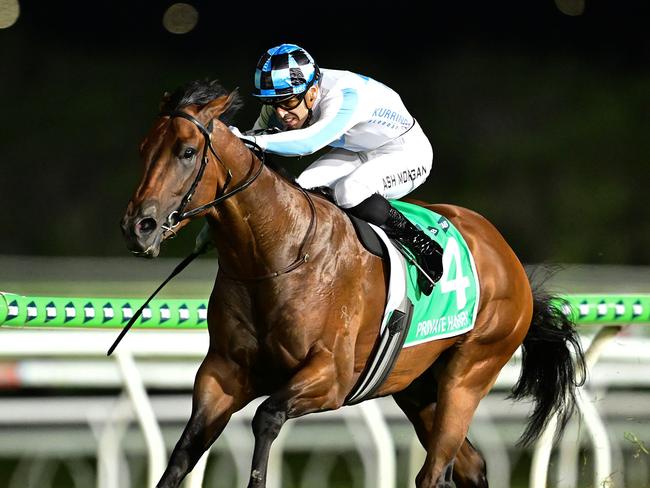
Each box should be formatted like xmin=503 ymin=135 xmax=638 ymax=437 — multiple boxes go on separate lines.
xmin=380 ymin=206 xmax=443 ymax=295
xmin=347 ymin=193 xmax=444 ymax=295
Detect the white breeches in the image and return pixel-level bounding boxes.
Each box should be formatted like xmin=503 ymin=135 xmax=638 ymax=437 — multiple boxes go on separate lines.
xmin=295 ymin=121 xmax=433 ymax=208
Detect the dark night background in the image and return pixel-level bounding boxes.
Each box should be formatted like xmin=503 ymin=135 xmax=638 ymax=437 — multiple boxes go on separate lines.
xmin=1 ymin=1 xmax=648 ymax=265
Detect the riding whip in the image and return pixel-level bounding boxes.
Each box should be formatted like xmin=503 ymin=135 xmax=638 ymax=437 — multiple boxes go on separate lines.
xmin=106 ymin=250 xmax=202 ymax=356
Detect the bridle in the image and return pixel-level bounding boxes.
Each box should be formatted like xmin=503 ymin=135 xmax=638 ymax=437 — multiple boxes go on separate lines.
xmin=159 ymin=109 xmax=317 ymax=280
xmin=109 ymin=108 xmax=318 ymax=356
xmin=159 ymin=110 xmax=260 ymax=235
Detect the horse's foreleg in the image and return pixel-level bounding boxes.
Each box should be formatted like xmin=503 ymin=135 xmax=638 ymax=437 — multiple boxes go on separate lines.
xmin=393 ymin=391 xmax=488 ymax=488
xmin=247 ymin=345 xmax=346 ymax=488
xmin=157 ymin=353 xmax=250 ymax=488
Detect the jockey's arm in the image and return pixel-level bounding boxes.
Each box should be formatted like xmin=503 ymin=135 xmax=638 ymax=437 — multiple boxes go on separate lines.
xmin=252 ymin=87 xmax=362 ymax=156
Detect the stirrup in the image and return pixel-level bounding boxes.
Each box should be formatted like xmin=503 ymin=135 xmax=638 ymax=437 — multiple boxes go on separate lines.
xmin=404 ymin=233 xmax=443 ymax=283
xmin=391 ymin=240 xmax=437 ymax=296
xmin=416 ymin=266 xmax=436 ymax=296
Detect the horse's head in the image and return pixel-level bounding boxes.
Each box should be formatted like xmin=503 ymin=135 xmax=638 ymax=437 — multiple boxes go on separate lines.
xmin=121 ymin=80 xmax=242 ymax=257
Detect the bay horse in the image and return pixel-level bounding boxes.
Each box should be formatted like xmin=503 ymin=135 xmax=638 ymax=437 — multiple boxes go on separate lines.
xmin=120 ymin=79 xmax=585 ymax=488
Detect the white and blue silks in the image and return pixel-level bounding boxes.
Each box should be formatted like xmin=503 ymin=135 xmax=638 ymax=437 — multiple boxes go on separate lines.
xmin=249 ymin=69 xmax=434 ymax=208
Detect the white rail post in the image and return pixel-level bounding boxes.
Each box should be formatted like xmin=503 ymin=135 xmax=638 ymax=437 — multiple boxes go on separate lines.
xmin=115 ymin=350 xmax=167 ymax=488
xmin=356 ymin=401 xmax=396 ymax=488
xmin=91 ymin=395 xmax=133 ymax=488
xmin=223 ymin=413 xmax=256 ymax=488
xmin=530 ymin=325 xmax=622 ymax=488
xmin=571 ymin=325 xmax=623 ymax=487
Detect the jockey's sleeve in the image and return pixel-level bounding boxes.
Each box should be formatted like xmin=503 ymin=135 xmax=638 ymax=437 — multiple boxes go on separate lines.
xmin=252 ymin=87 xmax=361 ymax=156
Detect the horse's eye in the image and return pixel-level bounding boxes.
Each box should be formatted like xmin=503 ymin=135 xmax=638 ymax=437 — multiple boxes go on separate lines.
xmin=182 ymin=148 xmax=197 ymax=159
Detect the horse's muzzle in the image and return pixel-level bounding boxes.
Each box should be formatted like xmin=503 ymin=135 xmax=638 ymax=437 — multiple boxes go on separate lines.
xmin=120 ymin=204 xmax=163 ymax=258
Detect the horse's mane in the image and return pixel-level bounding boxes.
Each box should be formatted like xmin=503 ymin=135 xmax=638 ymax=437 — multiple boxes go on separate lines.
xmin=160 ymin=79 xmax=299 ymax=186
xmin=160 ymin=79 xmax=243 ymax=126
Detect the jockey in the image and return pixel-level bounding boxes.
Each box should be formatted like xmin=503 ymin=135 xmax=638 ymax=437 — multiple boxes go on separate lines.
xmin=234 ymin=43 xmax=442 ymax=294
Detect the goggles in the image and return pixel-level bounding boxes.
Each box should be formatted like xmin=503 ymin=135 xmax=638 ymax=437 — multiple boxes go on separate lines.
xmin=260 ymin=92 xmax=307 ymax=110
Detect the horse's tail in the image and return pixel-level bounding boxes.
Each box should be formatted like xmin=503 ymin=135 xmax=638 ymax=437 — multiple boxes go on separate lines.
xmin=508 ymin=278 xmax=586 ymax=447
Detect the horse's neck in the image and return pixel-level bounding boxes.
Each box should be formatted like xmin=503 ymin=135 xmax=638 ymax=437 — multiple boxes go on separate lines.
xmin=207 ymin=137 xmax=312 ymax=278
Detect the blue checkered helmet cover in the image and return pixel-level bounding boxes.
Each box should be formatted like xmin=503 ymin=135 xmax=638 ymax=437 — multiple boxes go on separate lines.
xmin=253 ymin=44 xmax=318 ymax=99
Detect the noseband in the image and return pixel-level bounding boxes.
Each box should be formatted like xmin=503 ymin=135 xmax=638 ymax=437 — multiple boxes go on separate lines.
xmin=159 ymin=110 xmax=265 ymax=234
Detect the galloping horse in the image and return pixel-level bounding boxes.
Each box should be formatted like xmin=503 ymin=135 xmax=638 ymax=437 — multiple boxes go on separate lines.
xmin=121 ymin=80 xmax=584 ymax=488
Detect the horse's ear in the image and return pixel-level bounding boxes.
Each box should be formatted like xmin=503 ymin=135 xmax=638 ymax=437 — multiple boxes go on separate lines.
xmin=159 ymin=91 xmax=172 ymax=112
xmin=200 ymin=90 xmax=240 ymax=122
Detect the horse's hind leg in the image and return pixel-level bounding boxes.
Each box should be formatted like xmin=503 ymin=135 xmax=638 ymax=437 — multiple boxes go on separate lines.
xmin=454 ymin=439 xmax=488 ymax=488
xmin=247 ymin=344 xmax=348 ymax=488
xmin=413 ymin=341 xmax=521 ymax=488
xmin=157 ymin=352 xmax=251 ymax=488
xmin=394 ymin=379 xmax=488 ymax=487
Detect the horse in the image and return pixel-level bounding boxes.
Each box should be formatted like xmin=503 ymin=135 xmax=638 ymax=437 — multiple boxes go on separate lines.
xmin=120 ymin=79 xmax=585 ymax=488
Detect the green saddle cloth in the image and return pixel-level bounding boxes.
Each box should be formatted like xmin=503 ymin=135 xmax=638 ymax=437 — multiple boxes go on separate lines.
xmin=390 ymin=201 xmax=480 ymax=347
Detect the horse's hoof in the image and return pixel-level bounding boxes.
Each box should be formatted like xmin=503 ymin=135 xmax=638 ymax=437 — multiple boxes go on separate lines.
xmin=416 ymin=470 xmax=454 ymax=488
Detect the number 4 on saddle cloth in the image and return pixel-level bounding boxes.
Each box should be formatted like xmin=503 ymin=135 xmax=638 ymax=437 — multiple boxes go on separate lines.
xmin=345 ymin=200 xmax=480 ymax=404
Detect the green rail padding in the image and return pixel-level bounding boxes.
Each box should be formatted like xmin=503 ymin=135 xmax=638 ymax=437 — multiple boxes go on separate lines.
xmin=1 ymin=293 xmax=649 ymax=328
xmin=557 ymin=294 xmax=650 ymax=325
xmin=0 ymin=293 xmax=207 ymax=329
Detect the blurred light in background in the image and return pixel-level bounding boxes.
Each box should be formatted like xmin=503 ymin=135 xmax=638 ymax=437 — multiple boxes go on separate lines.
xmin=555 ymin=0 xmax=586 ymax=16
xmin=0 ymin=0 xmax=20 ymax=29
xmin=162 ymin=2 xmax=199 ymax=34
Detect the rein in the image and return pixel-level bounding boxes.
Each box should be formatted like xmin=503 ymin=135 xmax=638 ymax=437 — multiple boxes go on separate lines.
xmin=108 ymin=110 xmax=317 ymax=355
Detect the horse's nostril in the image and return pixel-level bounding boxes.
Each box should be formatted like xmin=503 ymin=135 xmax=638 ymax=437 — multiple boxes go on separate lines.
xmin=137 ymin=217 xmax=157 ymax=236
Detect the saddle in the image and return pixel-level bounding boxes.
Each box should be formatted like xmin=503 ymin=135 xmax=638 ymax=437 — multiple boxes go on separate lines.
xmin=308 ymin=186 xmax=386 ymax=258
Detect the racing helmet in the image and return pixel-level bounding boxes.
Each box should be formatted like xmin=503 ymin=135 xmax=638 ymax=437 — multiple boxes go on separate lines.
xmin=253 ymin=43 xmax=320 ymax=102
